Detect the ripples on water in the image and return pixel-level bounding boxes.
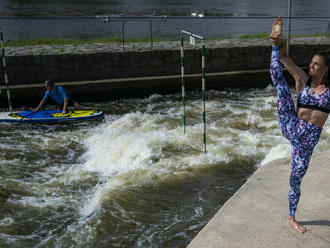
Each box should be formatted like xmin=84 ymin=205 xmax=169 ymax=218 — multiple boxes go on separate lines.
xmin=0 ymin=86 xmax=329 ymax=247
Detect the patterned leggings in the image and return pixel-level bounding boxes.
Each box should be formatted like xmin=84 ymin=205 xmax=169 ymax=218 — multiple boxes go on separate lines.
xmin=270 ymin=46 xmax=322 ymax=216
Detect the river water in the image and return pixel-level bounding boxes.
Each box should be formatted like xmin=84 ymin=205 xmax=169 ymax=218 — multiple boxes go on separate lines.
xmin=1 ymin=0 xmax=329 ymax=40
xmin=1 ymin=87 xmax=330 ymax=247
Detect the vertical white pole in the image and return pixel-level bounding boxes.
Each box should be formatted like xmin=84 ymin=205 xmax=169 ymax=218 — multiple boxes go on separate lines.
xmin=286 ymin=0 xmax=292 ymax=56
xmin=0 ymin=31 xmax=12 ymax=113
xmin=181 ymin=36 xmax=186 ymax=134
xmin=202 ymin=45 xmax=206 ymax=154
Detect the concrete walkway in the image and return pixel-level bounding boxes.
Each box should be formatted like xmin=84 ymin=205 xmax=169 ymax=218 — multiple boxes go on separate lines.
xmin=5 ymin=37 xmax=330 ymax=56
xmin=187 ymin=152 xmax=330 ymax=248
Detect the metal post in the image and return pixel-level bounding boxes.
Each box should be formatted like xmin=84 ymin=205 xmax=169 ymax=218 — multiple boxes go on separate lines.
xmin=286 ymin=0 xmax=292 ymax=56
xmin=122 ymin=21 xmax=125 ymax=52
xmin=0 ymin=31 xmax=12 ymax=113
xmin=180 ymin=36 xmax=186 ymax=134
xmin=150 ymin=19 xmax=153 ymax=52
xmin=201 ymin=45 xmax=206 ymax=154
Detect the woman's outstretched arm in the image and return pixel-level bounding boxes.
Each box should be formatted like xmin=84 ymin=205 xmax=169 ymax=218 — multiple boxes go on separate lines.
xmin=280 ymin=40 xmax=308 ymax=93
xmin=269 ymin=18 xmax=308 ymax=93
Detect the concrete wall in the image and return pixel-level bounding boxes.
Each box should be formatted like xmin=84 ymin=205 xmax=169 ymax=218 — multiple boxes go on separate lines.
xmin=1 ymin=37 xmax=329 ymax=106
xmin=3 ymin=38 xmax=329 ymax=85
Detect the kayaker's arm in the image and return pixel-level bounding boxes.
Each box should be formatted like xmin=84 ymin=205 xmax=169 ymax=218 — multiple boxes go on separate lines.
xmin=61 ymin=98 xmax=68 ymax=115
xmin=34 ymin=99 xmax=45 ymax=112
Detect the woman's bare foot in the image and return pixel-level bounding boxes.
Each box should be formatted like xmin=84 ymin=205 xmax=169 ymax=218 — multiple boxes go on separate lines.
xmin=272 ymin=17 xmax=283 ymax=36
xmin=288 ymin=216 xmax=306 ymax=233
xmin=269 ymin=18 xmax=286 ymax=47
xmin=269 ymin=18 xmax=282 ymax=40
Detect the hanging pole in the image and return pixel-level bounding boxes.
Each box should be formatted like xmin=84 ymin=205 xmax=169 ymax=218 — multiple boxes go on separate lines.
xmin=180 ymin=36 xmax=186 ymax=134
xmin=0 ymin=31 xmax=12 ymax=113
xmin=180 ymin=30 xmax=204 ymax=40
xmin=201 ymin=45 xmax=206 ymax=154
xmin=286 ymin=0 xmax=292 ymax=56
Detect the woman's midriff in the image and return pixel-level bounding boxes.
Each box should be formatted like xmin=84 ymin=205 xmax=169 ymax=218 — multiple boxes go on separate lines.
xmin=298 ymin=107 xmax=329 ymax=128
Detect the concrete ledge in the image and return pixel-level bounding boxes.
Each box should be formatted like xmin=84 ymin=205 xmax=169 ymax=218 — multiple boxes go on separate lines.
xmin=187 ymin=152 xmax=330 ymax=248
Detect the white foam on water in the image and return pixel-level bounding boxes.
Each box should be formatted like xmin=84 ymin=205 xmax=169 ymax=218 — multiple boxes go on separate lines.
xmin=0 ymin=217 xmax=14 ymax=226
xmin=74 ymin=105 xmax=280 ymax=219
xmin=9 ymin=195 xmax=65 ymax=209
xmin=0 ymin=158 xmax=21 ymax=165
xmin=78 ymin=112 xmax=176 ymax=176
xmin=260 ymin=143 xmax=291 ymax=166
xmin=74 ymin=111 xmax=254 ymax=218
xmin=0 ymin=112 xmax=13 ymax=120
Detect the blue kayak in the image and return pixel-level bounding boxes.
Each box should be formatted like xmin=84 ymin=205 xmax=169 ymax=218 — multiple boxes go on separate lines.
xmin=0 ymin=110 xmax=104 ymax=124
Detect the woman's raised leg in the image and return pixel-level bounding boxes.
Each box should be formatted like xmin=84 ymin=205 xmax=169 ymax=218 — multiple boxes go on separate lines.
xmin=270 ymin=46 xmax=297 ymax=142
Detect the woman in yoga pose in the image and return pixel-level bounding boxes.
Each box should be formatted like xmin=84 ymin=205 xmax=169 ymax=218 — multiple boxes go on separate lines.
xmin=269 ymin=18 xmax=329 ymax=233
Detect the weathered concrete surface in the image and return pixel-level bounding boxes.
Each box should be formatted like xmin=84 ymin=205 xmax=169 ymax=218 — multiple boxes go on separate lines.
xmin=187 ymin=151 xmax=330 ymax=248
xmin=2 ymin=37 xmax=329 ymax=85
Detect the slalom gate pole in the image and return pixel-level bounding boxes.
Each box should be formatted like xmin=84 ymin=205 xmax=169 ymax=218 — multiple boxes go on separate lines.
xmin=180 ymin=30 xmax=207 ymax=153
xmin=180 ymin=36 xmax=186 ymax=134
xmin=286 ymin=0 xmax=292 ymax=56
xmin=201 ymin=44 xmax=206 ymax=154
xmin=0 ymin=31 xmax=12 ymax=113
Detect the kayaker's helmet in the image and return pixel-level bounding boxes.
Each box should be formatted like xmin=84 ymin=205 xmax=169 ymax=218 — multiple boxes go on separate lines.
xmin=45 ymin=80 xmax=55 ymax=88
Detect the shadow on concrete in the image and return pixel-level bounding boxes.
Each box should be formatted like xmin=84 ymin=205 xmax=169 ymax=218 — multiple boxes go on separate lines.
xmin=301 ymin=220 xmax=330 ymax=227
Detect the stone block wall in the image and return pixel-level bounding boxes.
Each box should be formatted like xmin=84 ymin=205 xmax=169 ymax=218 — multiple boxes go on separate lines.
xmin=3 ymin=37 xmax=329 ymax=86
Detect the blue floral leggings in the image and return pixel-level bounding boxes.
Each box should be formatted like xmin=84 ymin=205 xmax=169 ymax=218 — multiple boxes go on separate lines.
xmin=270 ymin=46 xmax=322 ymax=216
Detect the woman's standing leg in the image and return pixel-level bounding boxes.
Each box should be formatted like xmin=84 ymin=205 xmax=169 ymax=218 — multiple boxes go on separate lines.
xmin=289 ymin=145 xmax=313 ymax=217
xmin=288 ymin=122 xmax=321 ymax=232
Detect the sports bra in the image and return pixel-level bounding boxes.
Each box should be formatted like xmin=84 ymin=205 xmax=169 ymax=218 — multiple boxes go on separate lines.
xmin=297 ymin=77 xmax=330 ymax=114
